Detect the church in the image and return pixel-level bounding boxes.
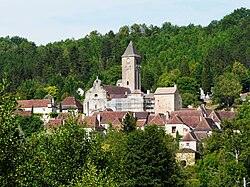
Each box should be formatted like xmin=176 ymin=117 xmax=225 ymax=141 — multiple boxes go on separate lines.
xmin=83 ymin=41 xmax=182 ymax=116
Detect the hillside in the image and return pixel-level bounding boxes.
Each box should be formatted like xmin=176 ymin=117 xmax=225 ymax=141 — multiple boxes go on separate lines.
xmin=0 ymin=8 xmax=249 ymax=103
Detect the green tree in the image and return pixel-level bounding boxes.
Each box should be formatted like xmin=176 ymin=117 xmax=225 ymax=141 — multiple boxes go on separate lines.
xmin=0 ymin=77 xmax=20 ymax=186
xmin=16 ymin=118 xmax=91 ymax=186
xmin=123 ymin=125 xmax=179 ymax=186
xmin=122 ymin=112 xmax=136 ymax=133
xmin=16 ymin=115 xmax=44 ymax=138
xmin=197 ymin=101 xmax=250 ymax=186
xmin=212 ymin=72 xmax=242 ymax=107
xmin=232 ymin=61 xmax=250 ymax=92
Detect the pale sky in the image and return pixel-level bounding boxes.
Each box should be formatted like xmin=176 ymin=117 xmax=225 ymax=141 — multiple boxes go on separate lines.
xmin=0 ymin=0 xmax=249 ymax=45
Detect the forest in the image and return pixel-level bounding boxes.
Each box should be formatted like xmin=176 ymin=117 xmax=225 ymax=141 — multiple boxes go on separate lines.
xmin=0 ymin=8 xmax=249 ymax=107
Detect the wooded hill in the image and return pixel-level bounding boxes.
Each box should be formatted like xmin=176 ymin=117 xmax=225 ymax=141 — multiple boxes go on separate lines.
xmin=0 ymin=8 xmax=249 ymax=104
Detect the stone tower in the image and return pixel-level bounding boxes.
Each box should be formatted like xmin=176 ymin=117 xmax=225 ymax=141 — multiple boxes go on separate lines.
xmin=121 ymin=41 xmax=141 ymax=91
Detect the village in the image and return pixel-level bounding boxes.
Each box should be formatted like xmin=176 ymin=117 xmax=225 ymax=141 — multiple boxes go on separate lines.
xmin=15 ymin=41 xmax=238 ymax=167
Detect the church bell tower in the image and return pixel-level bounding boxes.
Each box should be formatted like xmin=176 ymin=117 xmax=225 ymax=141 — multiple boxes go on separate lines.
xmin=121 ymin=41 xmax=141 ymax=91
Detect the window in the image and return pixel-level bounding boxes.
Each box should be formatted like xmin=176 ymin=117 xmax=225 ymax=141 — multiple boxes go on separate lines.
xmin=186 ymin=143 xmax=190 ymax=146
xmin=94 ymin=94 xmax=98 ymax=97
xmin=127 ymin=81 xmax=129 ymax=85
xmin=180 ymin=160 xmax=187 ymax=167
xmin=172 ymin=126 xmax=176 ymax=133
xmin=95 ymin=105 xmax=97 ymax=109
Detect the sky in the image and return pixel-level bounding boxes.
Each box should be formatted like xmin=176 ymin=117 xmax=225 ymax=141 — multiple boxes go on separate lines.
xmin=0 ymin=0 xmax=249 ymax=45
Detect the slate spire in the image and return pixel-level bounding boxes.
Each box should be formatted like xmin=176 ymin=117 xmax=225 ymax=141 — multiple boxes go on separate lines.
xmin=122 ymin=41 xmax=141 ymax=58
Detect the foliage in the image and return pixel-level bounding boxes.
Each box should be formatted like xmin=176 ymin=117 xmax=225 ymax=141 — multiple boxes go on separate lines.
xmin=0 ymin=77 xmax=19 ymax=186
xmin=196 ymin=101 xmax=250 ymax=186
xmin=212 ymin=72 xmax=242 ymax=107
xmin=16 ymin=119 xmax=91 ymax=186
xmin=16 ymin=115 xmax=44 ymax=138
xmin=0 ymin=8 xmax=249 ymax=104
xmin=122 ymin=112 xmax=136 ymax=133
xmin=123 ymin=125 xmax=180 ymax=186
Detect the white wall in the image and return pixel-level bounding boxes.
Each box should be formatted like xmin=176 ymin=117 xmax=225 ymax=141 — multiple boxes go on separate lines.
xmin=165 ymin=123 xmax=190 ymax=137
xmin=179 ymin=141 xmax=197 ymax=151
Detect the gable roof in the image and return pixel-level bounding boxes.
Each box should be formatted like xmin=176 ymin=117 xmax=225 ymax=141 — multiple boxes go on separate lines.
xmin=84 ymin=116 xmax=99 ymax=128
xmin=137 ymin=119 xmax=147 ymax=127
xmin=181 ymin=116 xmax=200 ymax=129
xmin=147 ymin=113 xmax=167 ymax=126
xmin=61 ymin=97 xmax=83 ymax=110
xmin=195 ymin=117 xmax=217 ymax=131
xmin=133 ymin=111 xmax=149 ymax=120
xmin=167 ymin=114 xmax=184 ymax=124
xmin=181 ymin=131 xmax=197 ymax=141
xmin=92 ymin=111 xmax=127 ymax=124
xmin=45 ymin=119 xmax=63 ymax=128
xmin=103 ymin=85 xmax=131 ymax=99
xmin=14 ymin=109 xmax=31 ymax=117
xmin=208 ymin=111 xmax=221 ymax=122
xmin=18 ymin=99 xmax=52 ymax=108
xmin=193 ymin=131 xmax=208 ymax=141
xmin=122 ymin=41 xmax=141 ymax=58
xmin=218 ymin=110 xmax=236 ymax=120
xmin=171 ymin=108 xmax=203 ymax=118
xmin=197 ymin=105 xmax=213 ymax=117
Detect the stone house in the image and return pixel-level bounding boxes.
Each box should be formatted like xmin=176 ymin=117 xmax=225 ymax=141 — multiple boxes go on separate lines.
xmin=154 ymin=85 xmax=182 ymax=115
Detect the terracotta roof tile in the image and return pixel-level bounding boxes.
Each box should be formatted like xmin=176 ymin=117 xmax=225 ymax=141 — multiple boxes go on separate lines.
xmin=195 ymin=117 xmax=217 ymax=131
xmin=194 ymin=131 xmax=208 ymax=141
xmin=181 ymin=116 xmax=200 ymax=128
xmin=167 ymin=114 xmax=184 ymax=125
xmin=61 ymin=97 xmax=83 ymax=110
xmin=45 ymin=119 xmax=63 ymax=128
xmin=83 ymin=116 xmax=99 ymax=128
xmin=171 ymin=109 xmax=203 ymax=118
xmin=92 ymin=111 xmax=127 ymax=124
xmin=137 ymin=119 xmax=146 ymax=127
xmin=218 ymin=111 xmax=236 ymax=120
xmin=148 ymin=113 xmax=167 ymax=126
xmin=181 ymin=131 xmax=197 ymax=141
xmin=133 ymin=111 xmax=149 ymax=119
xmin=14 ymin=110 xmax=31 ymax=117
xmin=18 ymin=99 xmax=52 ymax=108
xmin=208 ymin=111 xmax=221 ymax=122
xmin=103 ymin=85 xmax=131 ymax=99
xmin=111 ymin=117 xmax=123 ymax=130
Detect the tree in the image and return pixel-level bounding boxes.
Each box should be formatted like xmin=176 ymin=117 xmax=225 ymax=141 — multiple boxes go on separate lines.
xmin=122 ymin=112 xmax=136 ymax=133
xmin=212 ymin=72 xmax=242 ymax=107
xmin=177 ymin=76 xmax=200 ymax=107
xmin=196 ymin=101 xmax=250 ymax=186
xmin=16 ymin=118 xmax=91 ymax=186
xmin=123 ymin=125 xmax=180 ymax=186
xmin=232 ymin=61 xmax=250 ymax=92
xmin=16 ymin=115 xmax=44 ymax=138
xmin=0 ymin=77 xmax=20 ymax=185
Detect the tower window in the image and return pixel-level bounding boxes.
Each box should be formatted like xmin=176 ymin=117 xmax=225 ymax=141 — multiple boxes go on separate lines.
xmin=127 ymin=81 xmax=129 ymax=85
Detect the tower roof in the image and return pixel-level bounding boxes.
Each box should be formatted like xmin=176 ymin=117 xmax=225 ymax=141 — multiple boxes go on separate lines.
xmin=122 ymin=41 xmax=141 ymax=58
